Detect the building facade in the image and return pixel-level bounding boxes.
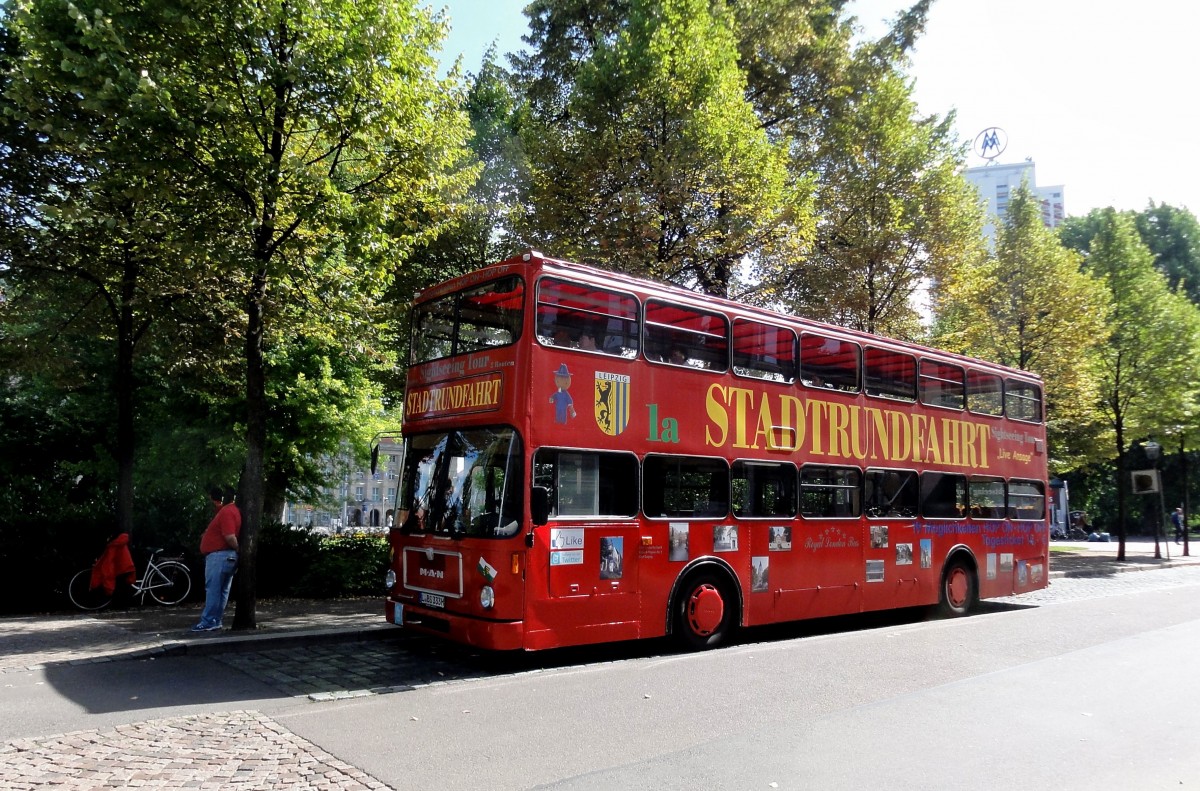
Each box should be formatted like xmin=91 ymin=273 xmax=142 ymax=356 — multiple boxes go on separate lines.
xmin=963 ymin=160 xmax=1065 ymax=246
xmin=282 ymin=435 xmax=403 ymax=533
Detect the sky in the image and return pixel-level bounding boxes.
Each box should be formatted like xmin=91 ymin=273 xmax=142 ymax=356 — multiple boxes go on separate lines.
xmin=429 ymin=0 xmax=1200 ymax=217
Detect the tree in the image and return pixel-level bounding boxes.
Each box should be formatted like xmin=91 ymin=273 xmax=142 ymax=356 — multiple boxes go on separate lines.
xmin=934 ymin=184 xmax=1110 ymax=471
xmin=1134 ymin=203 xmax=1200 ymax=307
xmin=1083 ymin=209 xmax=1200 ymax=558
xmin=783 ymin=63 xmax=983 ymax=337
xmin=8 ymin=0 xmax=475 ymax=627
xmin=1062 ymin=203 xmax=1200 ymax=308
xmin=407 ymin=49 xmax=531 ymax=284
xmin=259 ymin=334 xmax=397 ymax=524
xmin=4 ymin=0 xmax=232 ymax=539
xmin=720 ymin=0 xmax=983 ymax=335
xmin=728 ymin=0 xmax=855 ymax=147
xmin=517 ymin=0 xmax=807 ymax=297
xmin=144 ymin=0 xmax=474 ymax=628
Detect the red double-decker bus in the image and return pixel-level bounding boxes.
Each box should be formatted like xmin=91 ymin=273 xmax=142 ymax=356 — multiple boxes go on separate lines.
xmin=383 ymin=251 xmax=1049 ymax=650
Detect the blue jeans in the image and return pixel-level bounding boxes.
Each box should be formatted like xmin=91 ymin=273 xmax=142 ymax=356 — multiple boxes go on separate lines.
xmin=198 ymin=549 xmax=238 ymax=628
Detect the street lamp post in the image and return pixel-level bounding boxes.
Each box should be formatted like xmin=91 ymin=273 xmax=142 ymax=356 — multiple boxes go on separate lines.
xmin=1182 ymin=432 xmax=1191 ymax=558
xmin=1145 ymin=440 xmax=1165 ymax=560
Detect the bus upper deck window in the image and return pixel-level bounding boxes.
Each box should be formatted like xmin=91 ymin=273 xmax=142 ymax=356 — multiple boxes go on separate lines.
xmin=537 ymin=278 xmax=639 ymax=358
xmin=645 ymin=301 xmax=729 ymax=372
xmin=1005 ymin=380 xmax=1042 ymax=422
xmin=966 ymin=370 xmax=1003 ymax=416
xmin=801 ymin=334 xmax=860 ymax=392
xmin=919 ymin=360 xmax=965 ymax=410
xmin=865 ymin=347 xmax=915 ymax=402
xmin=733 ymin=320 xmax=796 ymax=383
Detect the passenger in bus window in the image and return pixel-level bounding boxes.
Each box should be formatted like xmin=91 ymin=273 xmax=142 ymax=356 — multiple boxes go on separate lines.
xmin=667 ymin=345 xmax=687 ymax=365
xmin=552 ymin=327 xmax=574 ymax=347
xmin=432 ymin=481 xmax=458 ymax=532
xmin=578 ymin=325 xmax=599 ymax=352
xmin=603 ymin=325 xmax=626 ymax=355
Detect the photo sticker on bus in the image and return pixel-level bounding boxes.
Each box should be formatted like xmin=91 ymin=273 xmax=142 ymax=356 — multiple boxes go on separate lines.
xmin=866 ymin=560 xmax=885 ymax=583
xmin=669 ymin=523 xmax=689 ymax=561
xmin=599 ymin=537 xmax=623 ymax=579
xmin=751 ymin=557 xmax=769 ymax=592
xmin=713 ymin=525 xmax=738 ymax=552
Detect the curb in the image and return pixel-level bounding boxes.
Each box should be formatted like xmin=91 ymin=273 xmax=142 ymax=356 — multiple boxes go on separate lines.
xmin=1049 ymin=556 xmax=1200 ymax=580
xmin=159 ymin=623 xmax=403 ymax=657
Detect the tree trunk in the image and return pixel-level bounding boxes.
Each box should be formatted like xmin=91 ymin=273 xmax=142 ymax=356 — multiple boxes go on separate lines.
xmin=1115 ymin=418 xmax=1127 ymax=561
xmin=232 ymin=264 xmax=269 ymax=631
xmin=232 ymin=12 xmax=292 ymax=631
xmin=115 ymin=256 xmax=139 ymax=539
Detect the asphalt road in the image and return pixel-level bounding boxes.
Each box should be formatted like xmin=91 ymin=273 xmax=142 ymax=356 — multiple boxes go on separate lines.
xmin=5 ymin=567 xmax=1200 ymax=789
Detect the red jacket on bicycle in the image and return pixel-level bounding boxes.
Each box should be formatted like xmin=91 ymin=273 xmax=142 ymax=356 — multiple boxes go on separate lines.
xmin=89 ymin=533 xmax=136 ymax=595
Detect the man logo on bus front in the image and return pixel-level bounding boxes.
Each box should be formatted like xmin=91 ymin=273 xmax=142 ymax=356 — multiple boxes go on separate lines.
xmin=550 ymin=363 xmax=577 ymax=424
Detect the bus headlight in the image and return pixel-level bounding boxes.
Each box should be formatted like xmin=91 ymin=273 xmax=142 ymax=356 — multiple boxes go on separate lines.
xmin=480 ymin=585 xmax=495 ymax=610
xmin=385 ymin=569 xmax=396 ymax=590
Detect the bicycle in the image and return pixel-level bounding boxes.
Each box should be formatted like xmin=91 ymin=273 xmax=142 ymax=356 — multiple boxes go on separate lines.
xmin=68 ymin=548 xmax=193 ymax=611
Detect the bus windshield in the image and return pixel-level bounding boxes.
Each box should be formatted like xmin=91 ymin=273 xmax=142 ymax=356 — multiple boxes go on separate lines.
xmin=411 ymin=276 xmax=525 ymax=364
xmin=398 ymin=427 xmax=524 ymax=538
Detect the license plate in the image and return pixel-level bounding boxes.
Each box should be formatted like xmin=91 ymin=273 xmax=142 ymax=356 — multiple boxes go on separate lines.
xmin=419 ymin=592 xmax=445 ymax=609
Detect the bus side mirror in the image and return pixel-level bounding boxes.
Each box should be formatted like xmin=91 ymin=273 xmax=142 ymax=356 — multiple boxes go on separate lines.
xmin=370 ymin=444 xmax=379 ymax=475
xmin=530 ymin=486 xmax=550 ymax=526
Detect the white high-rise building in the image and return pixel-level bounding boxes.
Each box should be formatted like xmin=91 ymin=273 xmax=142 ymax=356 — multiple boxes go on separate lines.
xmin=963 ymin=160 xmax=1065 ymax=246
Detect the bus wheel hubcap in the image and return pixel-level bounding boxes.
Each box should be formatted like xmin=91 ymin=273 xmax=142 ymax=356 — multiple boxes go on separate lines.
xmin=687 ymin=584 xmax=724 ymax=636
xmin=947 ymin=569 xmax=968 ymax=607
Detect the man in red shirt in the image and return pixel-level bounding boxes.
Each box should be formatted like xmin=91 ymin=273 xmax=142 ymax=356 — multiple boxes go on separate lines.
xmin=192 ymin=485 xmax=241 ymax=632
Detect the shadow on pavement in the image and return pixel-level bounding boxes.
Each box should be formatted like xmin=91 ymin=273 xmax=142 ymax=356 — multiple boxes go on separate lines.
xmin=38 ymin=651 xmax=296 ymax=715
xmin=36 ymin=605 xmax=971 ymax=715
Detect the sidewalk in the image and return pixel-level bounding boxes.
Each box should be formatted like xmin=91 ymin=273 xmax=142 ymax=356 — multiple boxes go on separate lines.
xmin=1048 ymin=535 xmax=1200 ymax=577
xmin=0 ymin=596 xmax=389 ymax=674
xmin=4 ymin=538 xmax=1200 ymax=673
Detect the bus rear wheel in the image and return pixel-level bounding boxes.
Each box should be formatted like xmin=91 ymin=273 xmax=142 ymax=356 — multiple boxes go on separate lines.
xmin=939 ymin=558 xmax=977 ymax=617
xmin=674 ymin=572 xmax=736 ymax=650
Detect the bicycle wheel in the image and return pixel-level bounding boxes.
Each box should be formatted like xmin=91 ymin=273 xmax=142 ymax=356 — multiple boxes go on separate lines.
xmin=68 ymin=568 xmax=112 ymax=611
xmin=147 ymin=560 xmax=192 ymax=605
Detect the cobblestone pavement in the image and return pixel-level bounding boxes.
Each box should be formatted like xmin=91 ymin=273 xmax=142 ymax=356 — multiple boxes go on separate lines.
xmin=998 ymin=561 xmax=1200 ymax=606
xmin=215 ymin=639 xmax=495 ymax=700
xmin=0 ymin=710 xmax=387 ymax=790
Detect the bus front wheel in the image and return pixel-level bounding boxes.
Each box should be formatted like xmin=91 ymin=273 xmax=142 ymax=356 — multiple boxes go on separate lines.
xmin=674 ymin=572 xmax=737 ymax=650
xmin=939 ymin=558 xmax=977 ymax=617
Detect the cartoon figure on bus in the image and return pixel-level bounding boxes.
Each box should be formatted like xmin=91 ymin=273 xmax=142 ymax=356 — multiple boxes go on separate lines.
xmin=549 ymin=363 xmax=577 ymax=424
